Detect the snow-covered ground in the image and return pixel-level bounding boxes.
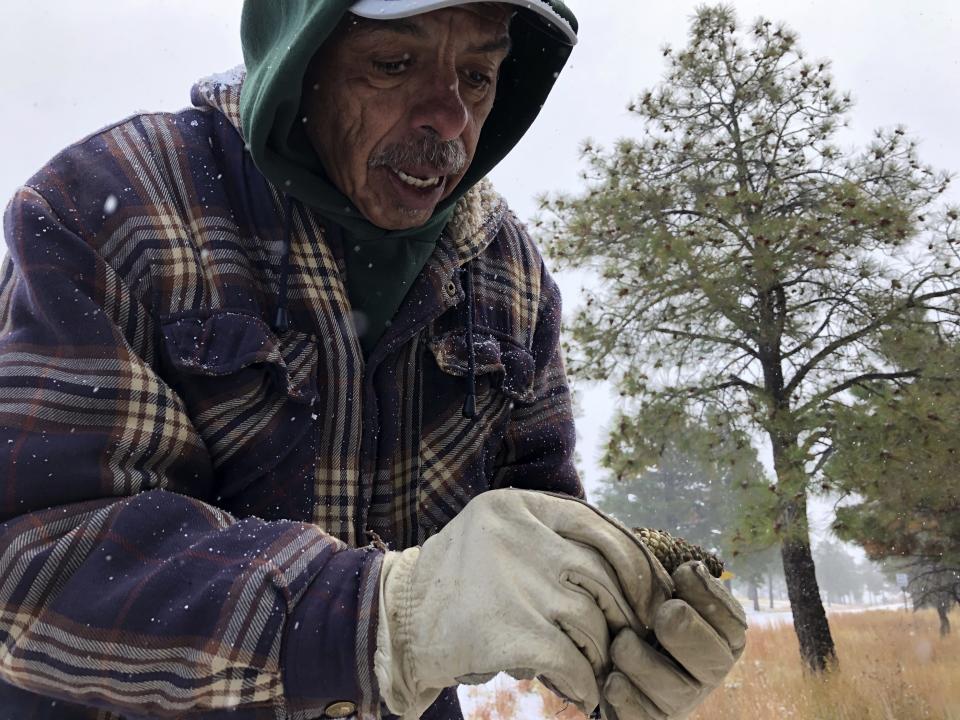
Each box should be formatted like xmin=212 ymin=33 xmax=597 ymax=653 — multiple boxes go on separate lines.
xmin=745 ymin=600 xmax=908 ymax=628
xmin=458 ymin=677 xmax=546 ymax=719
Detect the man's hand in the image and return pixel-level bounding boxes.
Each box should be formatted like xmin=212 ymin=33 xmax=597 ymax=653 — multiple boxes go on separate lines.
xmin=373 ymin=488 xmax=674 ymax=719
xmin=601 ymin=561 xmax=748 ymax=719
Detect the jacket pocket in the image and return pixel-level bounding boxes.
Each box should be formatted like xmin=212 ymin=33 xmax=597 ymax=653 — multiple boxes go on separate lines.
xmin=417 ymin=329 xmax=535 ymax=538
xmin=160 ymin=311 xmax=320 ymax=497
xmin=427 ymin=329 xmax=535 ymax=403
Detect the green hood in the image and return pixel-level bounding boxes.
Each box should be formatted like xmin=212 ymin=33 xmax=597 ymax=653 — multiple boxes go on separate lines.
xmin=239 ymin=0 xmax=578 ymax=353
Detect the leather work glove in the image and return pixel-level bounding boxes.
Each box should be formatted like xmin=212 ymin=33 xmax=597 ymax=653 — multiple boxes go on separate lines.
xmin=600 ymin=561 xmax=748 ymax=720
xmin=373 ymin=488 xmax=674 ymax=719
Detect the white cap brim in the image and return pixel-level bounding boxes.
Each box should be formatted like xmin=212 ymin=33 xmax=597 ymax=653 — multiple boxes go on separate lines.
xmin=349 ymin=0 xmax=577 ymax=46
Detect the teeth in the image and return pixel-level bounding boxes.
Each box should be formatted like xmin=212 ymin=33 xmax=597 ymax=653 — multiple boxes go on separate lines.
xmin=395 ymin=169 xmax=441 ymax=189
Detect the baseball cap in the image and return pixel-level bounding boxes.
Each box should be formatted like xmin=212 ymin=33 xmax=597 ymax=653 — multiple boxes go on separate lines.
xmin=349 ymin=0 xmax=578 ymax=45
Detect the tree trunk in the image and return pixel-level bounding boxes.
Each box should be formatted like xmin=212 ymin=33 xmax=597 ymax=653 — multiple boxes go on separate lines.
xmin=749 ymin=582 xmax=760 ymax=612
xmin=937 ymin=600 xmax=951 ymax=637
xmin=768 ymin=572 xmax=775 ymax=609
xmin=780 ymin=525 xmax=837 ymax=672
xmin=770 ymin=431 xmax=838 ymax=673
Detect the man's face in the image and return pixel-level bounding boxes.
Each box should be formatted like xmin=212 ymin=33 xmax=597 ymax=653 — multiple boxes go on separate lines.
xmin=302 ymin=5 xmax=512 ymax=230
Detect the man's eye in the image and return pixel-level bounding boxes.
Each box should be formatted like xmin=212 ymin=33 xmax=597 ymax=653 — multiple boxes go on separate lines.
xmin=373 ymin=57 xmax=411 ymax=75
xmin=464 ymin=70 xmax=492 ymax=89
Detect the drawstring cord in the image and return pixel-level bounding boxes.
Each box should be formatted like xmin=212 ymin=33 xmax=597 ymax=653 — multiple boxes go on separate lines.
xmin=272 ymin=194 xmax=294 ymax=333
xmin=462 ymin=263 xmax=477 ymax=421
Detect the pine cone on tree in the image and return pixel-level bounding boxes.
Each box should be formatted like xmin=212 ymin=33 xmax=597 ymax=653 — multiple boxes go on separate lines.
xmin=632 ymin=527 xmax=724 ymax=578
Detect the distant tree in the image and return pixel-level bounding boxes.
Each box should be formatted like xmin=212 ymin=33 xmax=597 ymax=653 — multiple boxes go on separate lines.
xmin=813 ymin=540 xmax=864 ymax=605
xmin=540 ymin=4 xmax=959 ymax=672
xmin=595 ymin=413 xmax=779 ymax=615
xmin=860 ymin=560 xmax=897 ymax=604
xmin=594 ymin=442 xmax=710 ymax=539
xmin=908 ymin=564 xmax=959 ymax=636
xmin=732 ymin=543 xmax=782 ymax=611
xmin=594 ymin=417 xmax=766 ymax=557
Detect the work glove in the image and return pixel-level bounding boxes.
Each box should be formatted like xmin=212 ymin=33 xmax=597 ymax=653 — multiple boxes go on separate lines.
xmin=373 ymin=488 xmax=673 ymax=719
xmin=599 ymin=560 xmax=748 ymax=720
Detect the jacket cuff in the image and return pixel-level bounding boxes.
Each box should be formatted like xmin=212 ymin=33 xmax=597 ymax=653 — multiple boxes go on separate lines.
xmin=283 ymin=546 xmax=385 ymax=719
xmin=374 ymin=548 xmax=420 ymax=716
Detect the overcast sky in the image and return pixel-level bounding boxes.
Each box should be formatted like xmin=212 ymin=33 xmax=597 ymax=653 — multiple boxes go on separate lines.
xmin=2 ymin=1 xmax=958 ymax=538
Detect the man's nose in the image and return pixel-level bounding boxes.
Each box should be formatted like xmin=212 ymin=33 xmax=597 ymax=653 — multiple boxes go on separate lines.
xmin=409 ymin=68 xmax=470 ymax=142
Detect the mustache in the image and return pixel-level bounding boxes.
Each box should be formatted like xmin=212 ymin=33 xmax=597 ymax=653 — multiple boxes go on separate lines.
xmin=368 ymin=135 xmax=468 ymax=176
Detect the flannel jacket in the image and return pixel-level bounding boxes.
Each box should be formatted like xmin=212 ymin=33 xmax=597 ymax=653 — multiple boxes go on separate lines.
xmin=0 ymin=71 xmax=582 ymax=720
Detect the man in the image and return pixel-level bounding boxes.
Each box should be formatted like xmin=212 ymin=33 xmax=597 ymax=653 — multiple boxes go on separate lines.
xmin=0 ymin=1 xmax=746 ymax=719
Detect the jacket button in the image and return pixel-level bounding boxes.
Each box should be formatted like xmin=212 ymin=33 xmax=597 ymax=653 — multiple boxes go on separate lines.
xmin=445 ymin=280 xmax=457 ymax=297
xmin=324 ymin=701 xmax=357 ymax=718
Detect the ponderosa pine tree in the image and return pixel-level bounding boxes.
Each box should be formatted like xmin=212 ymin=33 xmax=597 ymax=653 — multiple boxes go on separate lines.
xmin=828 ymin=333 xmax=960 ymax=633
xmin=539 ymin=5 xmax=959 ymax=671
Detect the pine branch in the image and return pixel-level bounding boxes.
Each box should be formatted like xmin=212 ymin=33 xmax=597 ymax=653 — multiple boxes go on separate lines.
xmin=785 ymin=285 xmax=960 ymax=398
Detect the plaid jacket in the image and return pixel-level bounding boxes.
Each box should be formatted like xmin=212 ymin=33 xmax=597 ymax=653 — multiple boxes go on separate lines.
xmin=0 ymin=71 xmax=582 ymax=720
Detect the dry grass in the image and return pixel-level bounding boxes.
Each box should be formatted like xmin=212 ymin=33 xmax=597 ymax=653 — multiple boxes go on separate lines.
xmin=691 ymin=608 xmax=960 ymax=720
xmin=463 ymin=608 xmax=960 ymax=720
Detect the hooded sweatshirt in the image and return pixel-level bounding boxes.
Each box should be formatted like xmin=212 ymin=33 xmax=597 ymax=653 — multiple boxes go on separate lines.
xmin=0 ymin=3 xmax=585 ymax=719
xmin=238 ymin=0 xmax=577 ymax=355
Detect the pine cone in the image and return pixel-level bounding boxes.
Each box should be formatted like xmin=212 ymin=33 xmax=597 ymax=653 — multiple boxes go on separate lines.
xmin=632 ymin=527 xmax=724 ymax=578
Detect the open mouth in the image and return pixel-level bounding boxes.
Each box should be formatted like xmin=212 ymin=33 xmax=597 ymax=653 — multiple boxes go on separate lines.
xmin=393 ymin=168 xmax=443 ymax=189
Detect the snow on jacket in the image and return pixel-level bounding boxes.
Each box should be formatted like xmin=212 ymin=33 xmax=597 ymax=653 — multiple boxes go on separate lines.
xmin=0 ymin=71 xmax=582 ymax=720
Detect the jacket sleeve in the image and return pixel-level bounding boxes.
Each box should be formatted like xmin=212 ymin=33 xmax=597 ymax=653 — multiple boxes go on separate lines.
xmin=492 ymin=258 xmax=585 ymax=500
xmin=0 ymin=186 xmax=383 ymax=719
